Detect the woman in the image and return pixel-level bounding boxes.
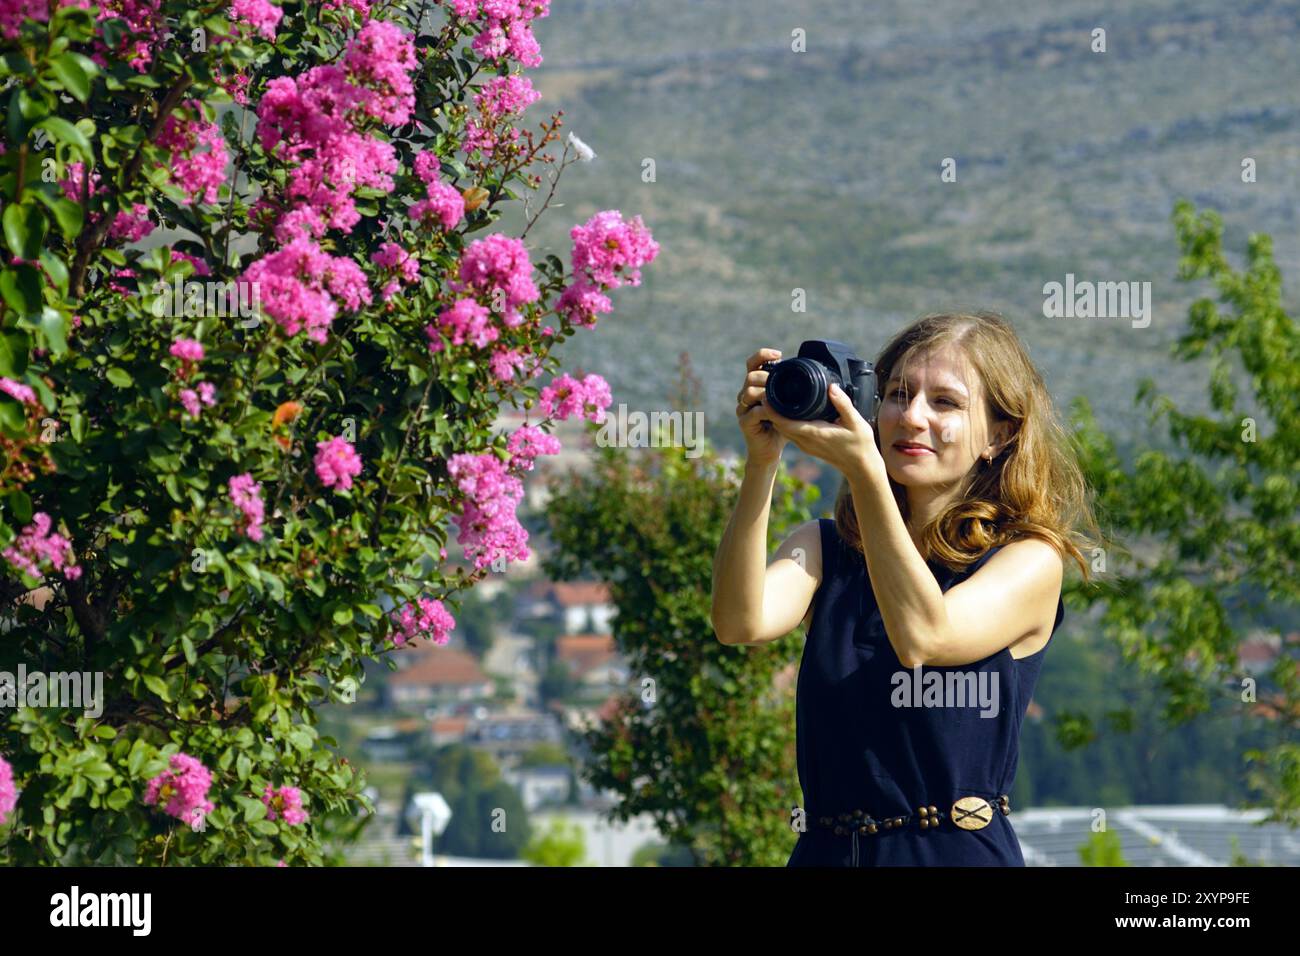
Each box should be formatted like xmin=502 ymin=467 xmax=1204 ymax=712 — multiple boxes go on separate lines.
xmin=710 ymin=311 xmax=1100 ymax=866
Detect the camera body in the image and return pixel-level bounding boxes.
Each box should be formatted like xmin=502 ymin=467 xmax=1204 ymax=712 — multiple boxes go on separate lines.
xmin=759 ymin=340 xmax=880 ymax=423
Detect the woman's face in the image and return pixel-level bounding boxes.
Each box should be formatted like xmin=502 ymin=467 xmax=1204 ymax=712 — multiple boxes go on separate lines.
xmin=876 ymin=346 xmax=1007 ymax=487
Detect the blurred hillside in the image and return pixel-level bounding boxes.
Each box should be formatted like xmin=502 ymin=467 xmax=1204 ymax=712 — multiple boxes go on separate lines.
xmin=494 ymin=0 xmax=1300 ymax=457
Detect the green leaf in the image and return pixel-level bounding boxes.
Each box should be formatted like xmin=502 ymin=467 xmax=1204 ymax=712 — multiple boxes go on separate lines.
xmin=4 ymin=204 xmax=47 ymax=260
xmin=127 ymin=738 xmax=148 ymax=777
xmin=48 ymin=55 xmax=91 ymax=103
xmin=105 ymin=367 xmax=133 ymax=388
xmin=180 ymin=635 xmax=196 ymax=665
xmin=38 ymin=250 xmax=69 ymax=294
xmin=106 ymin=788 xmax=132 ymax=811
xmin=0 ymin=265 xmax=42 ymax=314
xmin=35 ymin=116 xmax=91 ymax=157
xmin=0 ymin=397 xmax=26 ymax=436
xmin=33 ymin=190 xmax=84 ymax=237
xmin=8 ymin=489 xmax=32 ymax=524
xmin=142 ymin=673 xmax=172 ymax=702
xmin=40 ymin=307 xmax=67 ymax=355
xmin=332 ymin=606 xmax=354 ymax=625
xmin=0 ymin=330 xmax=29 ymax=378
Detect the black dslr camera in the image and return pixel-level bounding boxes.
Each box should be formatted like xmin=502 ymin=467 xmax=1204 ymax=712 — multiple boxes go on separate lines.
xmin=759 ymin=340 xmax=880 ymax=423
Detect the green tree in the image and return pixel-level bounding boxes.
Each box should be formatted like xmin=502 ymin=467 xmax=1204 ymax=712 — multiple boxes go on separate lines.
xmin=541 ymin=354 xmax=817 ymax=866
xmin=520 ymin=817 xmax=587 ymax=866
xmin=0 ymin=3 xmax=656 ymax=865
xmin=1068 ymin=200 xmax=1299 ymax=823
xmin=401 ymin=743 xmax=531 ymax=860
xmin=1078 ymin=828 xmax=1129 ymax=866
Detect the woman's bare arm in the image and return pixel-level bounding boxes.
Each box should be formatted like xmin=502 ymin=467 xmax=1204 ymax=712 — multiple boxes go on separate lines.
xmin=710 ymin=459 xmax=822 ymax=645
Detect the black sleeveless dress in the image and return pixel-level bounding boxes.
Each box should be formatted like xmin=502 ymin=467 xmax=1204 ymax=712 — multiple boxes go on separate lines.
xmin=786 ymin=518 xmax=1063 ymax=866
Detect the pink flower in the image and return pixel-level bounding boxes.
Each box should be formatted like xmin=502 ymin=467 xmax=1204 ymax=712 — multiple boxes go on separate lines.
xmin=344 ymin=19 xmax=418 ymax=126
xmin=314 ymin=436 xmax=362 ymax=490
xmin=555 ymin=279 xmax=612 ymax=330
xmin=179 ymin=388 xmax=201 ymax=418
xmin=169 ymin=338 xmax=205 ymax=362
xmin=427 ymin=298 xmax=497 ymax=352
xmin=229 ymin=0 xmax=283 ymax=40
xmin=253 ymin=43 xmax=411 ymax=242
xmin=449 ymin=233 xmax=538 ymax=327
xmin=390 ymin=596 xmax=456 ymax=646
xmin=197 ymin=381 xmax=217 ymax=406
xmin=445 ymin=452 xmax=530 ymax=570
xmin=537 ymin=372 xmax=612 ymax=424
xmin=263 ymin=784 xmax=309 ymax=825
xmin=371 ymin=242 xmax=421 ymax=301
xmin=409 ymin=179 xmax=465 ymax=231
xmin=0 ymin=755 xmax=16 ymax=825
xmin=323 ymin=0 xmax=370 ymax=13
xmin=489 ymin=346 xmax=533 ymax=383
xmin=238 ymin=238 xmax=372 ymax=343
xmin=144 ymin=753 xmax=216 ymax=825
xmin=2 ymin=513 xmax=81 ymax=581
xmin=155 ymin=101 xmax=230 ymax=206
xmin=228 ymin=472 xmax=265 ymax=542
xmin=569 ymin=210 xmax=660 ymax=290
xmin=450 ymin=0 xmax=550 ymax=68
xmin=506 ymin=424 xmax=561 ymax=472
xmin=0 ymin=377 xmax=39 ymax=406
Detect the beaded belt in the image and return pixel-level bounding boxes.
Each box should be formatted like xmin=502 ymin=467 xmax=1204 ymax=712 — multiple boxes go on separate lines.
xmin=813 ymin=794 xmax=1011 ymax=837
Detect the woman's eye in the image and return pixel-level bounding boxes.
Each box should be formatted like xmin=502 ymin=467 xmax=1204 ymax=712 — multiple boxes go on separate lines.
xmin=890 ymin=388 xmax=956 ymax=407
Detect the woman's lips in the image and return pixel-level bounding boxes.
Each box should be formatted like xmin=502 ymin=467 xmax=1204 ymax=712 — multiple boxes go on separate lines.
xmin=893 ymin=444 xmax=934 ymax=456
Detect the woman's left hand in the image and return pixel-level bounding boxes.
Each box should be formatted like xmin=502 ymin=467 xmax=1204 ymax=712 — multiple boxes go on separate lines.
xmin=767 ymin=384 xmax=887 ymax=482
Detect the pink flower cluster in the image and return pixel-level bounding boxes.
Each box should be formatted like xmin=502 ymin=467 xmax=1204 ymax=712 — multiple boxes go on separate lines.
xmin=229 ymin=0 xmax=283 ymax=41
xmin=179 ymin=383 xmax=217 ymax=418
xmin=228 ymin=473 xmax=266 ymax=542
xmin=557 ymin=211 xmax=660 ymax=328
xmin=323 ymin=0 xmax=373 ymax=21
xmin=444 ymin=422 xmax=563 ymax=571
xmin=449 ymin=233 xmax=539 ymax=327
xmin=537 ymin=372 xmax=613 ymax=423
xmin=389 ymin=596 xmax=456 ymax=646
xmin=263 ymin=784 xmax=309 ymax=825
xmin=506 ymin=424 xmax=561 ymax=471
xmin=462 ymin=73 xmax=541 ymax=160
xmin=0 ymin=377 xmax=38 ymax=406
xmin=407 ymin=152 xmax=465 ymax=232
xmin=253 ymin=20 xmax=418 ymax=243
xmin=314 ymin=436 xmax=362 ymax=490
xmin=169 ymin=338 xmax=204 ymax=363
xmin=371 ymin=241 xmax=421 ymax=302
xmin=238 ymin=238 xmax=372 ymax=343
xmin=155 ymin=101 xmax=231 ymax=206
xmin=144 ymin=752 xmax=215 ymax=824
xmin=0 ymin=754 xmax=15 ymax=825
xmin=59 ymin=162 xmax=155 ymax=243
xmin=2 ymin=513 xmax=81 ymax=581
xmin=445 ymin=452 xmax=529 ymax=570
xmin=167 ymin=337 xmax=217 ymax=419
xmin=444 ymin=0 xmax=550 ymax=68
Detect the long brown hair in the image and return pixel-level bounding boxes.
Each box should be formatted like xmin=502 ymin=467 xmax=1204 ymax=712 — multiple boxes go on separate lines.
xmin=833 ymin=311 xmax=1102 ymax=583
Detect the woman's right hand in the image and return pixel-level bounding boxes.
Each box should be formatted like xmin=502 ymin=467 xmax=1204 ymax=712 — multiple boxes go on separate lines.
xmin=736 ymin=348 xmax=788 ymax=465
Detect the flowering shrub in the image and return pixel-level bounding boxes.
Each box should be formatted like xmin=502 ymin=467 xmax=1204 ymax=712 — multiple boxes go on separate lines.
xmin=0 ymin=0 xmax=657 ymax=864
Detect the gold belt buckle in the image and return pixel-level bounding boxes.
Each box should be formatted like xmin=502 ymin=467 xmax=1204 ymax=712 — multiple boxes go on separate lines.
xmin=950 ymin=795 xmax=994 ymax=831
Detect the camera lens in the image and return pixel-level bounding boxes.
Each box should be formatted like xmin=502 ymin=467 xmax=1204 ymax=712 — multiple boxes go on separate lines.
xmin=769 ymin=358 xmax=834 ymax=419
